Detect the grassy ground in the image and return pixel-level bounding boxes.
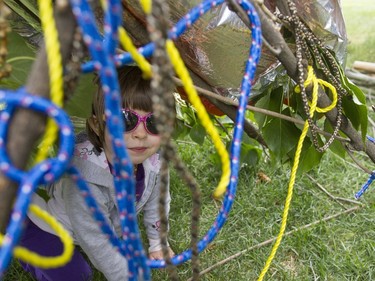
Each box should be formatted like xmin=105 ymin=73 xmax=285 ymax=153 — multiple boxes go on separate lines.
xmin=4 ymin=1 xmax=375 ymax=281
xmin=5 ymin=140 xmax=375 ymax=281
xmin=151 ymin=140 xmax=375 ymax=281
xmin=342 ymin=0 xmax=375 ymax=66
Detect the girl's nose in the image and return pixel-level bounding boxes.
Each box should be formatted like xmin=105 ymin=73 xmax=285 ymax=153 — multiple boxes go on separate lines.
xmin=132 ymin=122 xmax=148 ymax=139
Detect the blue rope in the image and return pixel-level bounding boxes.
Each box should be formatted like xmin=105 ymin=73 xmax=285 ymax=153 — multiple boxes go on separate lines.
xmin=103 ymin=0 xmax=121 ymax=56
xmin=69 ymin=0 xmax=147 ymax=279
xmin=0 ymin=89 xmax=74 ymax=276
xmin=150 ymin=0 xmax=262 ymax=268
xmin=367 ymin=135 xmax=375 ymax=144
xmin=355 ymin=171 xmax=375 ymax=199
xmin=81 ymin=0 xmax=263 ymax=271
xmin=0 ymin=0 xmax=262 ymax=277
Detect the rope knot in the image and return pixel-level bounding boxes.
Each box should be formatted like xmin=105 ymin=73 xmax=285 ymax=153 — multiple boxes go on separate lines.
xmin=294 ymin=66 xmax=338 ymax=115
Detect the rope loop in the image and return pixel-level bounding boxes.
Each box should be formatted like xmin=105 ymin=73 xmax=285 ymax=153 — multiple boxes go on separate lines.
xmin=0 ymin=89 xmax=74 ymax=184
xmin=0 ymin=89 xmax=74 ymax=274
xmin=0 ymin=204 xmax=74 ymax=268
xmin=295 ymin=65 xmax=338 ymax=114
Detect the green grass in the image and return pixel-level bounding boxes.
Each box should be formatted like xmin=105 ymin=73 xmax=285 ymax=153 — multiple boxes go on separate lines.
xmin=342 ymin=0 xmax=375 ymax=66
xmin=6 ymin=139 xmax=375 ymax=281
xmin=150 ymin=140 xmax=375 ymax=280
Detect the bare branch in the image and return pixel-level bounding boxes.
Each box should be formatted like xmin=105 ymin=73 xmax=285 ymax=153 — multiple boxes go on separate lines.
xmin=0 ymin=2 xmax=76 ymax=232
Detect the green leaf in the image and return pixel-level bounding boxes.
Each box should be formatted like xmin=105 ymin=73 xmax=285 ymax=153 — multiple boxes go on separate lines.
xmin=254 ymin=86 xmax=284 ymax=129
xmin=336 ymin=60 xmax=368 ymax=143
xmin=181 ymin=107 xmax=197 ymax=126
xmin=175 ymin=101 xmax=185 ymax=120
xmin=253 ymin=89 xmax=271 ymax=128
xmin=16 ymin=0 xmax=39 ymax=18
xmin=295 ymin=139 xmax=323 ymax=174
xmin=262 ymin=108 xmax=301 ymax=159
xmin=189 ymin=123 xmax=206 ymax=145
xmin=173 ymin=120 xmax=190 ymax=140
xmin=341 ymin=96 xmax=361 ymax=128
xmin=0 ymin=32 xmax=35 ymax=89
xmin=6 ymin=0 xmax=41 ymax=33
xmin=240 ymin=143 xmax=262 ymax=167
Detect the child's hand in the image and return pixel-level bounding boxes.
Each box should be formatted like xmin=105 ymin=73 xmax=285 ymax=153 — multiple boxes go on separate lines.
xmin=149 ymin=247 xmax=175 ymax=260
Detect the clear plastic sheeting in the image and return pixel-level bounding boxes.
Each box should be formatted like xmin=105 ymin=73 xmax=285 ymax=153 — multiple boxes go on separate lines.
xmin=163 ymin=0 xmax=348 ymax=100
xmin=295 ymin=0 xmax=347 ymax=65
xmin=6 ymin=0 xmax=348 ymax=109
xmin=251 ymin=0 xmax=348 ymax=99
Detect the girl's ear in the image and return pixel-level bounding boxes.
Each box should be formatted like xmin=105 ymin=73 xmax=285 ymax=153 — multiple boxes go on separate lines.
xmin=87 ymin=116 xmax=100 ymax=136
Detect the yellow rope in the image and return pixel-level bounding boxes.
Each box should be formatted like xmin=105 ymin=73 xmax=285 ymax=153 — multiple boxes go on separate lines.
xmin=166 ymin=39 xmax=230 ymax=198
xmin=118 ymin=27 xmax=152 ymax=79
xmin=257 ymin=66 xmax=337 ymax=281
xmin=0 ymin=204 xmax=74 ymax=268
xmin=34 ymin=0 xmax=64 ymax=163
xmin=294 ymin=68 xmax=338 ymax=113
xmin=6 ymin=0 xmax=74 ymax=268
xmin=99 ymin=0 xmax=152 ymax=78
xmin=139 ymin=0 xmax=152 ymax=14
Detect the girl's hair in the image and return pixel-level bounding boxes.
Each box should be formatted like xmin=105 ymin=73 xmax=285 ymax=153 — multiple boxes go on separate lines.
xmin=86 ymin=65 xmax=153 ymax=152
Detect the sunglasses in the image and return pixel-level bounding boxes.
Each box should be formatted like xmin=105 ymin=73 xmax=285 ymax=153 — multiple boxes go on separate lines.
xmin=122 ymin=109 xmax=158 ymax=135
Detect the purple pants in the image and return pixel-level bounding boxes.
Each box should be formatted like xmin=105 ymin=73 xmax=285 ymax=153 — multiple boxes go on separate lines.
xmin=19 ymin=219 xmax=93 ymax=281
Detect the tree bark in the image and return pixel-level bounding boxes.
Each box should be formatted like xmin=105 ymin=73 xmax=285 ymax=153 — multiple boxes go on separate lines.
xmin=0 ymin=3 xmax=76 ymax=232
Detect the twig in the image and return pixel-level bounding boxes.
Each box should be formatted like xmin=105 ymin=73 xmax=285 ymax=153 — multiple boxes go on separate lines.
xmin=186 ymin=206 xmax=362 ymax=280
xmin=309 ymin=260 xmax=318 ymax=281
xmin=305 ymin=174 xmax=363 ymax=207
xmin=226 ymin=0 xmax=281 ymax=56
xmin=254 ymin=0 xmax=279 ymax=23
xmin=306 ymin=174 xmax=346 ymax=208
xmin=330 ymin=150 xmax=367 ymax=172
xmin=176 ymin=140 xmax=198 ymax=146
xmin=213 ymin=115 xmax=232 ymax=141
xmin=345 ymin=145 xmax=372 ymax=174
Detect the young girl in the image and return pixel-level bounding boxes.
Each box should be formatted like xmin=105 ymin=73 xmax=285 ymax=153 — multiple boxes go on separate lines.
xmin=20 ymin=66 xmax=174 ymax=281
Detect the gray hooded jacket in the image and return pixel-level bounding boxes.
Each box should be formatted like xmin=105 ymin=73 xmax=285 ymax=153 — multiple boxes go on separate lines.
xmin=29 ymin=138 xmax=170 ymax=281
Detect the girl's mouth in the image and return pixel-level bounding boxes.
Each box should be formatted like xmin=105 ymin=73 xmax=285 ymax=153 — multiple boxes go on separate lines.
xmin=129 ymin=147 xmax=147 ymax=153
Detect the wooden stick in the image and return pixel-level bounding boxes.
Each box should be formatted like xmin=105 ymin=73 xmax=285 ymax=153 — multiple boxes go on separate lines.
xmin=305 ymin=174 xmax=363 ymax=207
xmin=0 ymin=2 xmax=76 ymax=232
xmin=353 ymin=61 xmax=375 ymax=74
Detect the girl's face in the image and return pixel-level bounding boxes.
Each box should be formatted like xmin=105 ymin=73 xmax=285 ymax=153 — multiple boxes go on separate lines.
xmin=103 ymin=109 xmax=161 ymax=165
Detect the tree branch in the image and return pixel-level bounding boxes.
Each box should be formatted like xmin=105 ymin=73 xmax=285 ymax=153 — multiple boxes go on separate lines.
xmin=173 ymin=76 xmax=350 ymax=144
xmin=230 ymin=0 xmax=375 ymax=164
xmin=0 ymin=1 xmax=76 ymax=232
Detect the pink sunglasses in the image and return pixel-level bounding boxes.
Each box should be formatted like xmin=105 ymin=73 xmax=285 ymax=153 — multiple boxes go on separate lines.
xmin=122 ymin=109 xmax=158 ymax=135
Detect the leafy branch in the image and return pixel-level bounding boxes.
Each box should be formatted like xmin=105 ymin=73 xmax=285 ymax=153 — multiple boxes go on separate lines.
xmin=226 ymin=0 xmax=375 ymax=164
